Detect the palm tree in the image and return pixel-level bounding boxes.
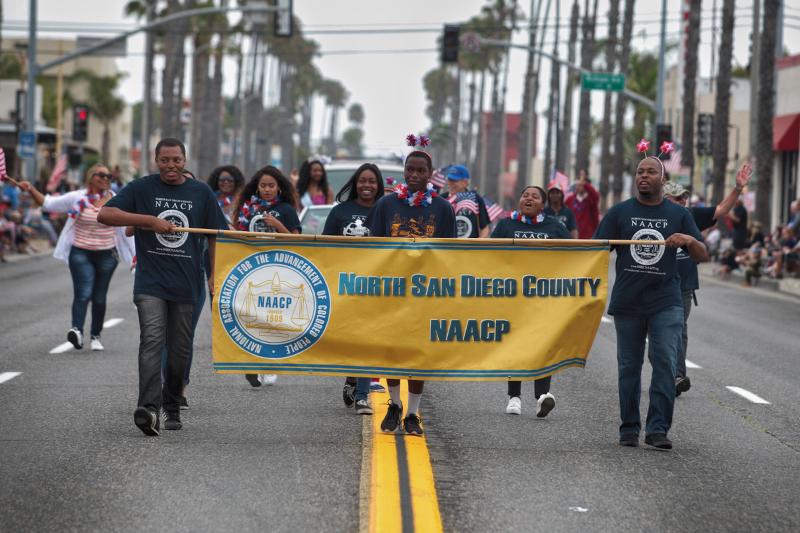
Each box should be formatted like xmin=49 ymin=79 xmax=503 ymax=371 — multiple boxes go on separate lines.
xmin=754 ymin=0 xmax=780 ymax=225
xmin=612 ymin=0 xmax=635 ymax=203
xmin=423 ymin=66 xmax=457 ymax=164
xmin=598 ymin=0 xmax=619 ymax=211
xmin=558 ymin=0 xmax=580 ymax=173
xmin=711 ymin=0 xmax=735 ymax=205
xmin=160 ymin=0 xmax=189 ymax=138
xmin=574 ymin=0 xmax=599 ymax=178
xmin=681 ymin=0 xmax=702 ymax=174
xmin=71 ymin=70 xmax=127 ymax=163
xmin=319 ymin=79 xmax=348 ymax=156
xmin=517 ymin=0 xmax=545 ymax=188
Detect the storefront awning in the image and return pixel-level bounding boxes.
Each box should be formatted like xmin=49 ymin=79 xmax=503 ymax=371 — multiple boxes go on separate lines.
xmin=773 ymin=114 xmax=800 ymax=151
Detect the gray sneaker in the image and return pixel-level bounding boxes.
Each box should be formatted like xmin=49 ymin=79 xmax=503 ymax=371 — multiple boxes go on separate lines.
xmin=355 ymin=399 xmax=373 ymax=415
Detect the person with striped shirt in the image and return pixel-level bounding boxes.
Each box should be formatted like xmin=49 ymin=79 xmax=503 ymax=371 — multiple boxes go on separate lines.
xmin=19 ymin=163 xmax=135 ymax=351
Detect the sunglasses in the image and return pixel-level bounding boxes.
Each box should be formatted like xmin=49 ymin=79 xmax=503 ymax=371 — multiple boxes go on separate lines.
xmin=218 ymin=176 xmax=235 ymax=183
xmin=94 ymin=172 xmax=112 ymax=179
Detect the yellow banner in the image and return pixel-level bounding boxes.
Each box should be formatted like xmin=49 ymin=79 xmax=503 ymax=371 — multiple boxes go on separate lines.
xmin=212 ymin=235 xmax=609 ymax=381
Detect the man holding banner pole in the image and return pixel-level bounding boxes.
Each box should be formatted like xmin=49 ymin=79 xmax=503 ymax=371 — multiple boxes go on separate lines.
xmin=594 ymin=143 xmax=707 ymax=451
xmin=365 ymin=134 xmax=456 ymax=437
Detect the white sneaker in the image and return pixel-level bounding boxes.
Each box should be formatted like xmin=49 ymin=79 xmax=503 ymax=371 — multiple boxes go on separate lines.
xmin=67 ymin=328 xmax=83 ymax=350
xmin=505 ymin=396 xmax=522 ymax=415
xmin=260 ymin=374 xmax=278 ymax=386
xmin=90 ymin=336 xmax=104 ymax=351
xmin=536 ymin=393 xmax=556 ymax=418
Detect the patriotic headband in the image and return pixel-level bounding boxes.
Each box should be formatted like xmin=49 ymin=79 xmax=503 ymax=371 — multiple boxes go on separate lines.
xmin=637 ymin=138 xmax=675 ymax=176
xmin=406 ymin=133 xmax=431 ymax=149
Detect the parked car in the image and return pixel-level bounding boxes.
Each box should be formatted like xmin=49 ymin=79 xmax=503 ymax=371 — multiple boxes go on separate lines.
xmin=299 ymin=204 xmax=335 ymax=235
xmin=324 ymin=161 xmax=405 ymax=198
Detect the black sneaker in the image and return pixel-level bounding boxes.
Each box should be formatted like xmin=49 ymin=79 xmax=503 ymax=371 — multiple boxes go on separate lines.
xmin=342 ymin=382 xmax=356 ymax=407
xmin=403 ymin=413 xmax=424 ymax=436
xmin=133 ymin=407 xmax=159 ymax=436
xmin=619 ymin=434 xmax=639 ymax=447
xmin=245 ymin=374 xmax=262 ymax=387
xmin=355 ymin=399 xmax=373 ymax=415
xmin=164 ymin=410 xmax=182 ymax=431
xmin=67 ymin=328 xmax=83 ymax=350
xmin=675 ymin=376 xmax=691 ymax=397
xmin=381 ymin=401 xmax=402 ymax=433
xmin=179 ymin=396 xmax=189 ymax=410
xmin=644 ymin=433 xmax=672 ymax=450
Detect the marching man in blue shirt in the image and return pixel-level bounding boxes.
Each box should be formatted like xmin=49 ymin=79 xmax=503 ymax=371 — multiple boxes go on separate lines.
xmin=594 ymin=141 xmax=708 ymax=450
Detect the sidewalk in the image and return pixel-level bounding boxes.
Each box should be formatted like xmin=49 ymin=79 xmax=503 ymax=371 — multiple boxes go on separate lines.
xmin=1 ymin=239 xmax=53 ymax=264
xmin=698 ymin=262 xmax=800 ymax=299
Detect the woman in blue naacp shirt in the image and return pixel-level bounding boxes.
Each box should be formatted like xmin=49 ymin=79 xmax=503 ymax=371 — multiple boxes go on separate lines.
xmin=322 ymin=163 xmax=385 ymax=415
xmin=233 ymin=165 xmax=301 ymax=388
xmin=492 ymin=185 xmax=569 ymax=419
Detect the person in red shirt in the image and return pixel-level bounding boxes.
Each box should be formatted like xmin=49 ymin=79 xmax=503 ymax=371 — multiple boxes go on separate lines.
xmin=565 ymin=170 xmax=600 ymax=239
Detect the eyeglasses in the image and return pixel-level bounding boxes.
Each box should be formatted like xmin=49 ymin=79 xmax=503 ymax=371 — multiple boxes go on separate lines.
xmin=218 ymin=176 xmax=234 ymax=183
xmin=94 ymin=172 xmax=112 ymax=179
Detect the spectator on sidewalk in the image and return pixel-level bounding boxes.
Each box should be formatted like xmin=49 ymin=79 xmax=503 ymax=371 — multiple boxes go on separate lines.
xmin=728 ymin=199 xmax=748 ymax=251
xmin=565 ymin=170 xmax=599 ymax=239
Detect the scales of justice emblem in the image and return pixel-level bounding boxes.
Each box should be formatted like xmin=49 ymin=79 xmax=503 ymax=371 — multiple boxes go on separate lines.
xmin=237 ymin=272 xmax=311 ymax=341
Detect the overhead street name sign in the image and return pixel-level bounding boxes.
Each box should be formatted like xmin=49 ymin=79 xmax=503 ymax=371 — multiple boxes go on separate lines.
xmin=581 ymin=72 xmax=625 ymax=92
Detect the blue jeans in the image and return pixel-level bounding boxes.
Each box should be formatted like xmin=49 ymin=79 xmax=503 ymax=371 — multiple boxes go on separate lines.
xmin=354 ymin=378 xmax=371 ymax=402
xmin=68 ymin=247 xmax=118 ymax=336
xmin=613 ymin=306 xmax=683 ymax=437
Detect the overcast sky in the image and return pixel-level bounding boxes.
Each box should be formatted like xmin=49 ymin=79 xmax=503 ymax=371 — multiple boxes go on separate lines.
xmin=5 ymin=0 xmax=799 ymax=157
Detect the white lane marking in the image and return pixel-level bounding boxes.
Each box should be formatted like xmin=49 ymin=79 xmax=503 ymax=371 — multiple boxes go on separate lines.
xmin=103 ymin=318 xmax=124 ymax=328
xmin=686 ymin=360 xmax=702 ymax=369
xmin=49 ymin=342 xmax=73 ymax=354
xmin=0 ymin=372 xmax=22 ymax=384
xmin=568 ymin=506 xmax=589 ymax=513
xmin=601 ymin=316 xmax=612 ymax=324
xmin=726 ymin=386 xmax=771 ymax=405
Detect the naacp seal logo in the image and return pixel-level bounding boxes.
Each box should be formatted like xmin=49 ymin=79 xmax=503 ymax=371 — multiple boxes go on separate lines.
xmin=156 ymin=209 xmax=189 ymax=248
xmin=343 ymin=217 xmax=369 ymax=236
xmin=630 ymin=228 xmax=665 ymax=266
xmin=218 ymin=250 xmax=330 ymax=358
xmin=455 ymin=214 xmax=473 ymax=239
xmin=249 ymin=210 xmax=280 ymax=233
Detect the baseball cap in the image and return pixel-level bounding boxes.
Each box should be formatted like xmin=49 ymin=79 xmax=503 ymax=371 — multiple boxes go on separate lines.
xmin=663 ymin=181 xmax=689 ymax=197
xmin=446 ymin=165 xmax=470 ymax=181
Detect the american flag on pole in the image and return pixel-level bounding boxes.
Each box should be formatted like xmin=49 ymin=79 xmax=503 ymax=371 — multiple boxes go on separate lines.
xmin=448 ymin=191 xmax=480 ymax=215
xmin=46 ymin=153 xmax=68 ymax=193
xmin=483 ymin=197 xmax=507 ymax=223
xmin=664 ymin=148 xmax=683 ymax=175
xmin=548 ymin=168 xmax=570 ymax=191
xmin=430 ymin=167 xmax=447 ymax=190
xmin=0 ymin=148 xmax=7 ymax=179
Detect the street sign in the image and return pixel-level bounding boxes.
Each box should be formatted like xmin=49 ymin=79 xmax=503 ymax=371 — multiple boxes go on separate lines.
xmin=18 ymin=131 xmax=36 ymax=159
xmin=581 ymin=72 xmax=625 ymax=92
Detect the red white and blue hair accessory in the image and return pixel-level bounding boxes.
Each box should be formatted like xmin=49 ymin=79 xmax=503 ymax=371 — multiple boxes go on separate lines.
xmin=237 ymin=194 xmax=281 ymax=230
xmin=636 ymin=138 xmax=651 ymax=155
xmin=509 ymin=210 xmax=545 ymax=225
xmin=67 ymin=193 xmax=102 ymax=218
xmin=406 ymin=133 xmax=431 ymax=149
xmin=394 ymin=182 xmax=437 ymax=207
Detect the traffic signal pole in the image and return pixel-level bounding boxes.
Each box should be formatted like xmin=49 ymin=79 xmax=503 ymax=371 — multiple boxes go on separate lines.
xmin=23 ymin=1 xmax=284 ymax=181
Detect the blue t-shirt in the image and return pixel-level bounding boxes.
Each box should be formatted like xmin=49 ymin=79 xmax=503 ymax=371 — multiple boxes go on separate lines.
xmin=441 ymin=191 xmax=491 ymax=238
xmin=594 ymin=198 xmax=703 ymax=316
xmin=490 ymin=215 xmax=571 ymax=240
xmin=322 ymin=200 xmax=372 ymax=236
xmin=366 ymin=194 xmax=456 ymax=238
xmin=543 ymin=205 xmax=577 ymax=232
xmin=105 ymin=174 xmax=228 ymax=304
xmin=677 ymin=206 xmax=716 ymax=291
xmin=245 ymin=201 xmax=301 ymax=234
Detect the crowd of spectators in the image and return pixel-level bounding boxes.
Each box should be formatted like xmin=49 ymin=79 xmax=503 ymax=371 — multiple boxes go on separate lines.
xmin=713 ymin=197 xmax=800 ymax=285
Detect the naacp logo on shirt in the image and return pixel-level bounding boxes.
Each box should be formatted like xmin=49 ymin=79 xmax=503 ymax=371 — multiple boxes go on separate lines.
xmin=249 ymin=210 xmax=281 ymax=233
xmin=218 ymin=250 xmax=330 ymax=358
xmin=156 ymin=209 xmax=189 ymax=248
xmin=514 ymin=231 xmax=552 ymax=239
xmin=455 ymin=214 xmax=473 ymax=239
xmin=343 ymin=216 xmax=369 ymax=236
xmin=630 ymin=228 xmax=665 ymax=265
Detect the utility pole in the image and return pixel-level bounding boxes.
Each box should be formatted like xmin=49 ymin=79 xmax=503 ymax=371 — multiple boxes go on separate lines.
xmin=749 ymin=0 xmax=760 ymax=162
xmin=24 ymin=0 xmax=38 ymax=181
xmin=655 ymin=0 xmax=668 ymax=129
xmin=140 ymin=0 xmax=155 ymax=177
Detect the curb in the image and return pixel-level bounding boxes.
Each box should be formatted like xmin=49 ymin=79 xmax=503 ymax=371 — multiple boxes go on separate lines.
xmin=698 ymin=264 xmax=800 ymax=299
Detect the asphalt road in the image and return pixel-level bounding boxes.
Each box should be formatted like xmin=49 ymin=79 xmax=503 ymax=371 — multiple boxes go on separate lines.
xmin=1 ymin=254 xmax=798 ymax=532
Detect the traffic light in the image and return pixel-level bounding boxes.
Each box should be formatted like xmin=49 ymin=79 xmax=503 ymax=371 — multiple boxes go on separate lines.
xmin=441 ymin=24 xmax=460 ymax=64
xmin=73 ymin=104 xmax=90 ymax=142
xmin=696 ymin=113 xmax=713 ymax=156
xmin=655 ymin=124 xmax=673 ymax=160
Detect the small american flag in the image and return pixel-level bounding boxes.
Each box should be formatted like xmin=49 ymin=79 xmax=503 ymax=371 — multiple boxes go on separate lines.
xmin=664 ymin=149 xmax=683 ymax=175
xmin=430 ymin=167 xmax=447 ymax=189
xmin=0 ymin=148 xmax=7 ymax=178
xmin=448 ymin=191 xmax=479 ymax=215
xmin=484 ymin=197 xmax=507 ymax=223
xmin=548 ymin=168 xmax=570 ymax=191
xmin=46 ymin=153 xmax=68 ymax=193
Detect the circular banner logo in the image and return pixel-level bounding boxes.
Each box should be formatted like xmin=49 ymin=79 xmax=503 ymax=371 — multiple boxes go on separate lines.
xmin=218 ymin=250 xmax=330 ymax=359
xmin=630 ymin=228 xmax=665 ymax=265
xmin=455 ymin=214 xmax=473 ymax=239
xmin=155 ymin=209 xmax=189 ymax=248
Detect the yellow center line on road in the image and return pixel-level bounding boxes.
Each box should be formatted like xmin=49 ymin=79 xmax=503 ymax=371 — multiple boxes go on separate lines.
xmin=361 ymin=380 xmax=443 ymax=533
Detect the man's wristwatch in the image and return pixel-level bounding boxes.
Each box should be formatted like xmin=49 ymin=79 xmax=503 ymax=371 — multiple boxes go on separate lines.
xmin=734 ymin=185 xmax=743 ymax=193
